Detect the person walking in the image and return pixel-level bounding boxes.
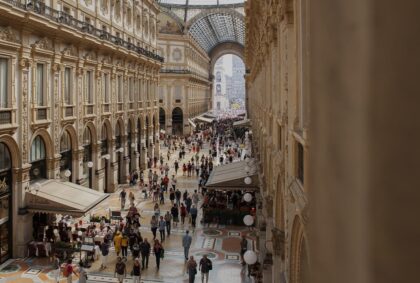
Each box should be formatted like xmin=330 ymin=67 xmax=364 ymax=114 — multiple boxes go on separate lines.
xmin=100 ymin=241 xmax=109 ymax=270
xmin=52 ymin=253 xmax=60 ymax=283
xmin=182 ymin=230 xmax=192 ymax=260
xmin=132 ymin=258 xmax=141 ymax=283
xmin=120 ymin=189 xmax=127 ymax=210
xmin=175 ymin=188 xmax=181 ymax=207
xmin=153 ymin=239 xmax=164 ymax=270
xmin=140 ymin=238 xmax=151 ymax=269
xmin=180 ymin=203 xmax=187 ymax=225
xmin=129 ymin=191 xmax=135 ymax=206
xmin=158 ymin=216 xmax=166 ymax=242
xmin=187 ymin=255 xmax=198 ymax=283
xmin=164 ymin=211 xmax=172 ymax=236
xmin=114 ymin=257 xmax=126 ymax=283
xmin=64 ymin=259 xmax=78 ymax=283
xmin=199 ymin=255 xmax=212 ymax=283
xmin=121 ymin=233 xmax=129 ymax=257
xmin=190 ymin=205 xmax=198 ymax=228
xmin=150 ymin=215 xmax=158 ymax=240
xmin=78 ymin=263 xmax=87 ymax=283
xmin=171 ymin=204 xmax=179 ymax=227
xmin=114 ymin=231 xmax=122 ymax=256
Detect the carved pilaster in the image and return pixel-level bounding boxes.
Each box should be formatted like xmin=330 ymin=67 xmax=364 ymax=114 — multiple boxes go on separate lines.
xmin=19 ymin=58 xmax=32 ymax=164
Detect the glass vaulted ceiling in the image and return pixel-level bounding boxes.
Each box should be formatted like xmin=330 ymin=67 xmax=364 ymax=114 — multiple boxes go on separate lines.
xmin=157 ymin=0 xmax=245 ymax=6
xmin=157 ymin=0 xmax=245 ymax=53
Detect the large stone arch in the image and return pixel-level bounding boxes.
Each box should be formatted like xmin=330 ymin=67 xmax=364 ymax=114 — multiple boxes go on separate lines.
xmin=209 ymin=42 xmax=244 ymax=71
xmin=0 ymin=135 xmax=21 ymax=169
xmin=101 ymin=118 xmax=113 ymax=141
xmin=290 ymin=216 xmax=309 ymax=283
xmin=84 ymin=121 xmax=98 ymax=145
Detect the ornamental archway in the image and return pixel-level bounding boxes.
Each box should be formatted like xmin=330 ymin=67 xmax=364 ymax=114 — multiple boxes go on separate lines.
xmin=172 ymin=107 xmax=184 ymax=136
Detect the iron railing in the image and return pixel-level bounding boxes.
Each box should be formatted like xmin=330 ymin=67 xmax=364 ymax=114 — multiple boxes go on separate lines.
xmin=2 ymin=0 xmax=164 ymax=62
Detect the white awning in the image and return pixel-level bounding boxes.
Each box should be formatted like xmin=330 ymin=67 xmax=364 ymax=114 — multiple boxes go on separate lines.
xmin=202 ymin=112 xmax=217 ymax=119
xmin=195 ymin=116 xmax=214 ymax=123
xmin=26 ymin=180 xmax=109 ymax=217
xmin=233 ymin=119 xmax=251 ymax=127
xmin=188 ymin=118 xmax=197 ymax=128
xmin=205 ymin=159 xmax=259 ymax=190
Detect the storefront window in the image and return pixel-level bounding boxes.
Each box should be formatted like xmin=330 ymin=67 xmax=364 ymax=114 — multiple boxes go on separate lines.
xmin=30 ymin=136 xmax=47 ymax=180
xmin=0 ymin=142 xmax=11 ymax=264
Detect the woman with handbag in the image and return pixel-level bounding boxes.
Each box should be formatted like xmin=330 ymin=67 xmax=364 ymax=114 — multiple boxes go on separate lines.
xmin=187 ymin=255 xmax=198 ymax=283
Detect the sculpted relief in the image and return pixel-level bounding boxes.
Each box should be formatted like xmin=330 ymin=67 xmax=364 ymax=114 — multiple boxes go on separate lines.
xmin=158 ymin=14 xmax=182 ymax=35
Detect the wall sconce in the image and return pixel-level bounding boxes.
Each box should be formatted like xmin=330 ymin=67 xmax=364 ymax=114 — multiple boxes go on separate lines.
xmin=115 ymin=148 xmax=124 ymax=153
xmin=64 ymin=169 xmax=72 ymax=178
xmin=26 ymin=182 xmax=41 ymax=194
xmin=102 ymin=154 xmax=111 ymax=160
xmin=87 ymin=161 xmax=94 ymax=168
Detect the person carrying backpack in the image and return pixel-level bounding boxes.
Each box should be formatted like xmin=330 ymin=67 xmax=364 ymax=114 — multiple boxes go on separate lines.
xmin=199 ymin=255 xmax=212 ymax=283
xmin=100 ymin=241 xmax=109 ymax=270
xmin=114 ymin=257 xmax=126 ymax=283
xmin=63 ymin=259 xmax=78 ymax=283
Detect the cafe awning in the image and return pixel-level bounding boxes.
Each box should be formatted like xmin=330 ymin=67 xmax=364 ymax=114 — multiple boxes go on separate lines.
xmin=26 ymin=180 xmax=109 ymax=217
xmin=233 ymin=119 xmax=251 ymax=127
xmin=195 ymin=116 xmax=214 ymax=123
xmin=188 ymin=118 xmax=197 ymax=128
xmin=202 ymin=112 xmax=217 ymax=119
xmin=205 ymin=159 xmax=259 ymax=190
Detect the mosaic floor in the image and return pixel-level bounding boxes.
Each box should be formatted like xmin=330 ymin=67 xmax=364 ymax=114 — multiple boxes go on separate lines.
xmin=0 ymin=141 xmax=254 ymax=283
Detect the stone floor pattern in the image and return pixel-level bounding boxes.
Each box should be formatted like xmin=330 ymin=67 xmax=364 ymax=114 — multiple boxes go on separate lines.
xmin=0 ymin=142 xmax=255 ymax=283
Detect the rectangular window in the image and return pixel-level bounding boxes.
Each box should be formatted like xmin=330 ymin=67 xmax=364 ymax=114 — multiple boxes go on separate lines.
xmin=64 ymin=67 xmax=72 ymax=104
xmin=117 ymin=75 xmax=123 ymax=103
xmin=86 ymin=71 xmax=93 ymax=104
xmin=103 ymin=73 xmax=109 ymax=103
xmin=36 ymin=63 xmax=45 ymax=106
xmin=278 ymin=125 xmax=282 ymax=151
xmin=297 ymin=142 xmax=304 ymax=184
xmin=0 ymin=58 xmax=8 ymax=108
xmin=129 ymin=78 xmax=134 ymax=102
xmin=138 ymin=80 xmax=142 ymax=101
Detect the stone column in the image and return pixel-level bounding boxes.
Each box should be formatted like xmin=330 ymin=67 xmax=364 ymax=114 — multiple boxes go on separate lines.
xmin=310 ymin=1 xmax=420 ymax=283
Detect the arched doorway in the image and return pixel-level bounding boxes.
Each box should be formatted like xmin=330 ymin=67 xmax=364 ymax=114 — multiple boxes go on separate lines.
xmin=137 ymin=118 xmax=142 ymax=169
xmin=30 ymin=136 xmax=47 ymax=181
xmin=82 ymin=127 xmax=93 ymax=188
xmin=159 ymin=108 xmax=165 ymax=131
xmin=101 ymin=122 xmax=110 ymax=193
xmin=127 ymin=121 xmax=133 ymax=174
xmin=172 ymin=107 xmax=183 ymax=135
xmin=0 ymin=142 xmax=12 ymax=263
xmin=115 ymin=120 xmax=123 ymax=184
xmin=290 ymin=216 xmax=309 ymax=283
xmin=59 ymin=130 xmax=72 ymax=181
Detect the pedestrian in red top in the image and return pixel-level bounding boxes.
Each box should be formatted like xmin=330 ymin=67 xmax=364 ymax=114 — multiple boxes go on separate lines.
xmin=180 ymin=203 xmax=187 ymax=225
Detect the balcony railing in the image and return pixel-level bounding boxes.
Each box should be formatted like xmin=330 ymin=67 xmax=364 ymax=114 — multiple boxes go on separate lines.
xmin=102 ymin=104 xmax=110 ymax=113
xmin=64 ymin=106 xmax=73 ymax=117
xmin=85 ymin=105 xmax=94 ymax=115
xmin=3 ymin=0 xmax=164 ymax=62
xmin=0 ymin=110 xmax=12 ymax=124
xmin=37 ymin=108 xmax=47 ymax=120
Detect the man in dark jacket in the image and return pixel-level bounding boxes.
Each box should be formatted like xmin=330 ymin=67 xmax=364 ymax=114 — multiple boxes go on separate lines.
xmin=199 ymin=255 xmax=212 ymax=283
xmin=139 ymin=238 xmax=151 ymax=269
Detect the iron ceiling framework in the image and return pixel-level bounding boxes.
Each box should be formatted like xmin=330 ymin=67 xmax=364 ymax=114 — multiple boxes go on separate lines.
xmin=157 ymin=0 xmax=245 ymax=53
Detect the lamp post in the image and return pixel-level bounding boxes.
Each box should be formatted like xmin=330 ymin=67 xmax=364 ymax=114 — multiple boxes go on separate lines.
xmin=87 ymin=161 xmax=93 ymax=189
xmin=102 ymin=154 xmax=110 ymax=193
xmin=115 ymin=148 xmax=124 ymax=184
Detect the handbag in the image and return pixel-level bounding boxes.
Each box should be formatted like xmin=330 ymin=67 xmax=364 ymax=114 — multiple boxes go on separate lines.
xmin=160 ymin=248 xmax=165 ymax=259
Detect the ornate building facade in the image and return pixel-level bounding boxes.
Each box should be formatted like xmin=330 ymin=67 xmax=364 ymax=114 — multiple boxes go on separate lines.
xmin=157 ymin=12 xmax=211 ymax=135
xmin=0 ymin=0 xmax=162 ymax=261
xmin=245 ymin=0 xmax=310 ymax=282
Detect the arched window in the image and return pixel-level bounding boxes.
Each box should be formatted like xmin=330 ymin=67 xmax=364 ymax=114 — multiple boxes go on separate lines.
xmin=101 ymin=123 xmax=108 ymax=155
xmin=0 ymin=142 xmax=11 ymax=172
xmin=115 ymin=121 xmax=122 ymax=149
xmin=30 ymin=136 xmax=45 ymax=162
xmin=60 ymin=131 xmax=71 ymax=153
xmin=82 ymin=127 xmax=92 ymax=146
xmin=30 ymin=136 xmax=46 ymax=180
xmin=83 ymin=127 xmax=93 ymax=175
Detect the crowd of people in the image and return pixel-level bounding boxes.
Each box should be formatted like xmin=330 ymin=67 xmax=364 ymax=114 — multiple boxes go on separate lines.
xmin=44 ymin=118 xmax=254 ymax=283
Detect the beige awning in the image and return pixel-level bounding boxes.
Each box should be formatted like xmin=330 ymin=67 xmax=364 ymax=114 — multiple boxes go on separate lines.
xmin=233 ymin=119 xmax=251 ymax=127
xmin=205 ymin=159 xmax=259 ymax=190
xmin=195 ymin=116 xmax=214 ymax=123
xmin=188 ymin=118 xmax=197 ymax=128
xmin=26 ymin=180 xmax=109 ymax=217
xmin=203 ymin=112 xmax=217 ymax=119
